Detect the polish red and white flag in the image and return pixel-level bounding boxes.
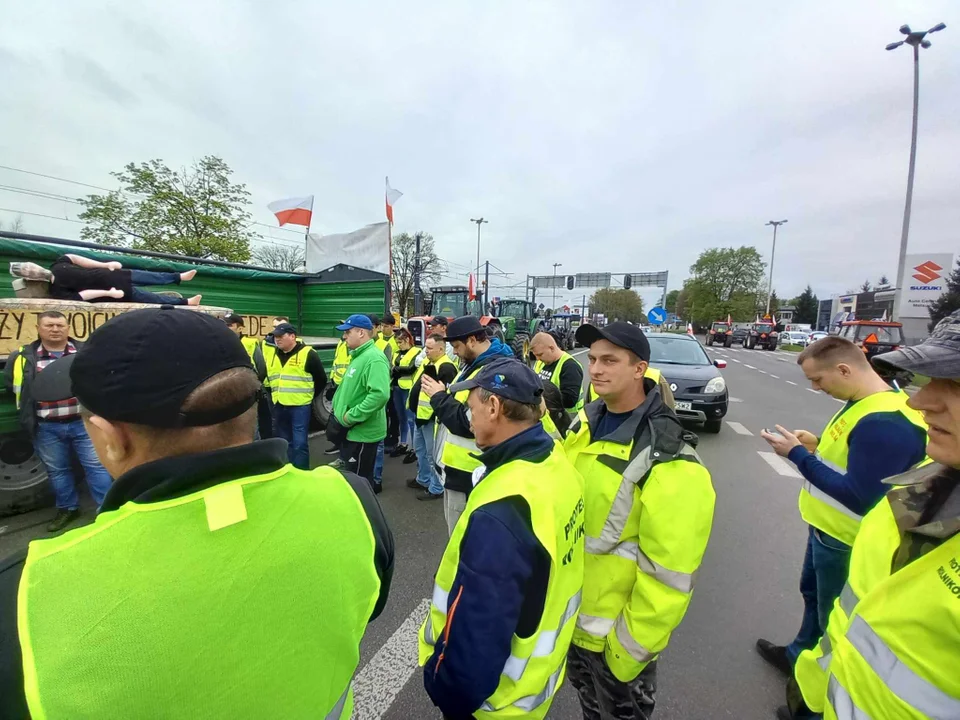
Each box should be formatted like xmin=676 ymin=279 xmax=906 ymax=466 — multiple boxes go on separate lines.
xmin=468 ymin=273 xmax=476 ymax=301
xmin=385 ymin=177 xmax=403 ymax=224
xmin=268 ymin=196 xmax=314 ymax=228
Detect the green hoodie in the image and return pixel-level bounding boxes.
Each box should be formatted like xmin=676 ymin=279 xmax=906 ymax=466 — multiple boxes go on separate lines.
xmin=332 ymin=338 xmax=391 ymax=443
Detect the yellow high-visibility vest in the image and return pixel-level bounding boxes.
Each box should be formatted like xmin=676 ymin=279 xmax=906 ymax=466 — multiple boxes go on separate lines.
xmin=534 ymin=352 xmax=582 ymax=412
xmin=266 ymin=346 xmax=315 ymax=406
xmin=394 ymin=347 xmax=420 ymax=391
xmin=412 ymin=355 xmax=456 ymax=421
xmin=332 ymin=340 xmax=351 ymax=386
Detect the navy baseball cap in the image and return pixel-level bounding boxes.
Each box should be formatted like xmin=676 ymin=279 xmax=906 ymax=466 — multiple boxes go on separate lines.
xmin=576 ymin=321 xmax=651 ymax=362
xmin=337 ymin=314 xmax=374 ymax=331
xmin=273 ymin=322 xmax=296 ymax=336
xmin=449 ymin=357 xmax=543 ymax=404
xmin=873 ymin=309 xmax=960 ymax=379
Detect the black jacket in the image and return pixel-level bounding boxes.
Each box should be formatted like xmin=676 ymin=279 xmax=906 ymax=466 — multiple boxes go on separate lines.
xmin=2 ymin=338 xmax=83 ymax=438
xmin=409 ymin=360 xmax=459 ymax=424
xmin=0 ymin=439 xmax=394 ymax=719
xmin=540 ymin=356 xmax=584 ymax=410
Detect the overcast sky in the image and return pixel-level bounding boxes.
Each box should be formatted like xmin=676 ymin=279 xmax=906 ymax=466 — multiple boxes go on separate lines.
xmin=2 ymin=1 xmax=957 ymax=311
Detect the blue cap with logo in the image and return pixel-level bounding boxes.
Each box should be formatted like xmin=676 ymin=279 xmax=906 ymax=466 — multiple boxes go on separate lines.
xmin=448 ymin=357 xmax=544 ymax=404
xmin=337 ymin=314 xmax=375 ymax=331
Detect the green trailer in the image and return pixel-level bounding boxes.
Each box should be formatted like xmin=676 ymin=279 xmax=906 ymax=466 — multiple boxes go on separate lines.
xmin=0 ymin=233 xmax=389 ymax=516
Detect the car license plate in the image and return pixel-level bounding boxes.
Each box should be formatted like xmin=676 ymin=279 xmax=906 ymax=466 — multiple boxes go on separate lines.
xmin=675 ymin=401 xmax=692 ymax=411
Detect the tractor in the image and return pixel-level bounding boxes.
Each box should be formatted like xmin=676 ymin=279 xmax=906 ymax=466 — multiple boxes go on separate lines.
xmin=494 ymin=298 xmax=544 ymax=362
xmin=545 ymin=312 xmax=577 ymax=350
xmin=407 ymin=284 xmax=509 ymax=348
xmin=837 ymin=320 xmax=913 ymax=388
xmin=744 ymin=321 xmax=778 ymax=350
xmin=705 ymin=321 xmax=733 ymax=347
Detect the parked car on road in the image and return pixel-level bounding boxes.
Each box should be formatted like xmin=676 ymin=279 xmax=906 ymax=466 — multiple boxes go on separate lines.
xmin=647 ymin=332 xmax=728 ymax=433
xmin=807 ymin=331 xmax=829 ymax=344
xmin=779 ymin=331 xmax=809 ymax=348
xmin=728 ymin=326 xmax=749 ymax=346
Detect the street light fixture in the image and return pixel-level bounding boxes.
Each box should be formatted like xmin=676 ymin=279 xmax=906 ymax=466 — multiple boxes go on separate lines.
xmin=470 ymin=218 xmax=488 ymax=305
xmin=552 ymin=262 xmax=563 ymax=309
xmin=886 ymin=22 xmax=946 ymax=321
xmin=765 ymin=220 xmax=787 ymax=317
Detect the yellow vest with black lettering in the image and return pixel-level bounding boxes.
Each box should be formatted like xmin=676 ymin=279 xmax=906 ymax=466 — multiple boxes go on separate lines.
xmin=266 ymin=345 xmax=315 ymax=406
xmin=332 ymin=340 xmax=351 ymax=386
xmin=534 ymin=353 xmax=582 ymax=412
xmin=438 ymin=365 xmax=485 ymax=474
xmin=563 ymin=405 xmax=714 ymax=682
xmin=794 ymin=464 xmax=960 ymax=719
xmin=17 ymin=465 xmax=381 ymax=720
xmin=394 ymin=347 xmax=420 ymax=391
xmin=584 ymin=367 xmax=662 ymax=404
xmin=799 ymin=390 xmax=928 ymax=546
xmin=418 ymin=445 xmax=585 ymax=719
xmin=412 ymin=355 xmax=456 ymax=421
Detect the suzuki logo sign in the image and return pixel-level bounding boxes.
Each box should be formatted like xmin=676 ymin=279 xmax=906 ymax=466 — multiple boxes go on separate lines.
xmin=912 ymin=260 xmax=943 ymax=285
xmin=900 ymin=253 xmax=954 ymax=318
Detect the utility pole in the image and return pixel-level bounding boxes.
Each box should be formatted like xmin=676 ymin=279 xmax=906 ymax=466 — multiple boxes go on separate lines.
xmin=470 ymin=218 xmax=488 ymax=296
xmin=484 ymin=260 xmax=490 ymax=314
xmin=582 ymin=294 xmax=586 ymax=319
xmin=552 ymin=262 xmax=562 ymax=309
xmin=765 ymin=220 xmax=787 ymax=316
xmin=886 ymin=22 xmax=946 ymax=320
xmin=413 ymin=231 xmax=423 ymax=316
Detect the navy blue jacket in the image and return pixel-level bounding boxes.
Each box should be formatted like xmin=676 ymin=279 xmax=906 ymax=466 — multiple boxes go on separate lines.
xmin=423 ymin=424 xmax=554 ymax=719
xmin=788 ymin=406 xmax=927 ymax=522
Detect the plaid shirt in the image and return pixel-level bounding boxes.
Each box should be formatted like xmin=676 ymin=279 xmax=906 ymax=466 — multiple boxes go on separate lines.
xmin=35 ymin=342 xmax=80 ymax=420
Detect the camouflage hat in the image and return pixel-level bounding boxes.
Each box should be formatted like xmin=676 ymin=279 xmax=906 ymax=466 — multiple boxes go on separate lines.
xmin=872 ymin=310 xmax=960 ymax=379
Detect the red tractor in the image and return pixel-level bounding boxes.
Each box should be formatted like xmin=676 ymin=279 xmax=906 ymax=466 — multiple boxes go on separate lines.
xmin=407 ymin=285 xmax=501 ymax=346
xmin=744 ymin=322 xmax=778 ymax=350
xmin=837 ymin=320 xmax=912 ymax=388
xmin=705 ymin=321 xmax=733 ymax=347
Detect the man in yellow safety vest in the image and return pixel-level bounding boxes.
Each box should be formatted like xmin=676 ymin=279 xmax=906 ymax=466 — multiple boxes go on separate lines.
xmin=531 ymin=331 xmax=584 ymax=412
xmin=418 ymin=357 xmax=585 ymax=719
xmin=0 ymin=306 xmax=394 ymax=720
xmin=564 ymin=321 xmax=715 ymax=720
xmin=758 ymin=336 xmax=927 ymax=680
xmin=786 ymin=310 xmax=960 ymax=720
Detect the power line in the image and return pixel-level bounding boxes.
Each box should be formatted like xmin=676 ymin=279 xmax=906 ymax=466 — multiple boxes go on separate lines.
xmin=0 ymin=207 xmax=83 ymax=224
xmin=0 ymin=164 xmax=113 ymax=192
xmin=0 ymin=184 xmax=83 ymax=204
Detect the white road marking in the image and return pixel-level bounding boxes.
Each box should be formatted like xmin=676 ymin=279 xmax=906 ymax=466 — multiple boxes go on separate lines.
xmin=769 ymin=374 xmax=779 ymax=379
xmin=726 ymin=421 xmax=753 ymax=436
xmin=757 ymin=452 xmax=802 ymax=478
xmin=778 ymin=358 xmax=790 ymax=363
xmin=806 ymin=388 xmax=819 ymax=394
xmin=786 ymin=380 xmax=797 ymax=386
xmin=352 ymin=599 xmax=431 ymax=719
xmin=731 ymin=358 xmax=741 ymax=363
xmin=834 ymin=398 xmax=844 ymax=403
xmin=758 ymin=370 xmax=767 ymax=374
xmin=729 ymin=397 xmax=743 ymax=403
xmin=744 ymin=364 xmax=756 ymax=370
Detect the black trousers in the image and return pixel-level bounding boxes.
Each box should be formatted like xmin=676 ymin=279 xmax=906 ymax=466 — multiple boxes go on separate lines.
xmin=567 ymin=645 xmax=657 ymax=720
xmin=385 ymin=386 xmax=400 ymax=448
xmin=257 ymin=393 xmax=274 ymax=439
xmin=341 ymin=440 xmax=379 ymax=485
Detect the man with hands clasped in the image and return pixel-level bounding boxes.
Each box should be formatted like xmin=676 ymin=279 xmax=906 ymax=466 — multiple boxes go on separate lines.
xmin=756 ymin=336 xmax=928 ymax=678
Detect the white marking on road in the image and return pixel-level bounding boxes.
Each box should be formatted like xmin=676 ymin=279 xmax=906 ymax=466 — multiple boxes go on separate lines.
xmin=731 ymin=358 xmax=741 ymax=363
xmin=834 ymin=397 xmax=844 ymax=403
xmin=352 ymin=599 xmax=431 ymax=719
xmin=806 ymin=388 xmax=820 ymax=394
xmin=729 ymin=397 xmax=743 ymax=403
xmin=726 ymin=421 xmax=753 ymax=436
xmin=778 ymin=358 xmax=790 ymax=363
xmin=758 ymin=370 xmax=767 ymax=374
xmin=769 ymin=375 xmax=779 ymax=379
xmin=744 ymin=364 xmax=756 ymax=370
xmin=757 ymin=452 xmax=802 ymax=478
xmin=786 ymin=381 xmax=797 ymax=386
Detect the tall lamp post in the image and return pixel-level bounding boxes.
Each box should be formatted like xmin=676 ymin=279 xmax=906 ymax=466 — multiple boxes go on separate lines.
xmin=552 ymin=262 xmax=563 ymax=309
xmin=765 ymin=220 xmax=787 ymax=317
xmin=886 ymin=22 xmax=946 ymax=321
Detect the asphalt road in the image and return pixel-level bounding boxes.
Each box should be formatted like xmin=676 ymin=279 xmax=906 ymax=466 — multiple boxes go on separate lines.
xmin=0 ymin=340 xmax=848 ymax=719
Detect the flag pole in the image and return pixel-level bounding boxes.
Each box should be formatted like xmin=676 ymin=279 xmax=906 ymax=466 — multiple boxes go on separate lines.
xmin=303 ymin=195 xmax=314 ymax=272
xmin=386 ymin=176 xmax=393 ymax=313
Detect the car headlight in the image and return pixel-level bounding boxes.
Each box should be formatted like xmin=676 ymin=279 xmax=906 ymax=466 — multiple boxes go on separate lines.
xmin=704 ymin=376 xmax=726 ymax=394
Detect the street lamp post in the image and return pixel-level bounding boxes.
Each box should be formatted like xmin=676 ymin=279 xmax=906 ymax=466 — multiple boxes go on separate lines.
xmin=552 ymin=262 xmax=562 ymax=309
xmin=765 ymin=220 xmax=787 ymax=317
xmin=886 ymin=22 xmax=946 ymax=321
xmin=470 ymin=218 xmax=488 ymax=308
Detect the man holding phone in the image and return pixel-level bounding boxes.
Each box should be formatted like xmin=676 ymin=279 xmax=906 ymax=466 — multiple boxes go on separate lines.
xmin=407 ymin=334 xmax=458 ymax=500
xmin=757 ymin=336 xmax=927 ymax=680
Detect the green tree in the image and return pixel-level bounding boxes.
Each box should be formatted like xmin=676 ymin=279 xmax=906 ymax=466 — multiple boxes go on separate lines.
xmin=792 ymin=285 xmax=819 ymax=325
xmin=683 ymin=246 xmax=766 ymax=325
xmin=78 ymin=156 xmax=256 ymax=262
xmin=589 ymin=288 xmax=645 ymax=323
xmin=664 ymin=289 xmax=680 ymax=314
xmin=251 ymin=243 xmax=305 ymax=272
xmin=928 ymin=258 xmax=960 ymax=331
xmin=860 ymin=279 xmax=872 ymax=293
xmin=878 ymin=274 xmax=891 ymax=288
xmin=391 ymin=231 xmax=441 ymax=316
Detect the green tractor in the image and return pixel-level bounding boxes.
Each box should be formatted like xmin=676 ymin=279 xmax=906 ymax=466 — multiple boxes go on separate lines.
xmin=495 ymin=298 xmax=544 ymax=363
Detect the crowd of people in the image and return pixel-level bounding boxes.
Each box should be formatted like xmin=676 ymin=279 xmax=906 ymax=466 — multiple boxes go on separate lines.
xmin=0 ymin=301 xmax=957 ymax=720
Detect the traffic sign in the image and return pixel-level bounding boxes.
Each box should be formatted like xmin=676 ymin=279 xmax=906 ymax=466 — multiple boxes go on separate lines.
xmin=647 ymin=306 xmax=667 ymax=325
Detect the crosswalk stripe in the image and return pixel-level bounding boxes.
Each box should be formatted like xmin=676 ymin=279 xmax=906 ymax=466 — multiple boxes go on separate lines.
xmin=757 ymin=452 xmax=802 ymax=478
xmin=726 ymin=421 xmax=753 ymax=436
xmin=352 ymin=598 xmax=431 ymax=719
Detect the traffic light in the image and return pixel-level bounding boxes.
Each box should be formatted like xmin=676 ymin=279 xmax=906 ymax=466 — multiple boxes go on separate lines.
xmin=623 ymin=274 xmax=632 ymax=290
xmin=566 ymin=275 xmax=574 ymax=290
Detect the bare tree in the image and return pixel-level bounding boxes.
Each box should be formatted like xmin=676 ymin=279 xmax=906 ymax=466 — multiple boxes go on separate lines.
xmin=391 ymin=231 xmax=440 ymax=316
xmin=252 ymin=243 xmax=305 ymax=271
xmin=1 ymin=214 xmax=25 ymax=233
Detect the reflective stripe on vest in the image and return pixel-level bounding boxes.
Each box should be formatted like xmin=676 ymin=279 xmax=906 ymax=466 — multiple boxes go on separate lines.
xmin=332 ymin=341 xmax=351 ymax=385
xmin=412 ymin=356 xmax=457 ymax=421
xmin=395 ymin=347 xmax=420 ymax=390
xmin=418 ymin=447 xmax=585 ymax=719
xmin=438 ymin=365 xmax=484 ymax=473
xmin=19 ymin=465 xmax=380 ymax=720
xmin=794 ymin=469 xmax=960 ymax=719
xmin=798 ymin=390 xmax=927 ymax=546
xmin=266 ymin=346 xmax=315 ymax=406
xmin=541 ymin=413 xmax=562 ymax=442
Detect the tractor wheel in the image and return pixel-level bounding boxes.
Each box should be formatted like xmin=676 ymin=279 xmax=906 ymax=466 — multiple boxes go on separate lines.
xmin=0 ymin=431 xmax=52 ymax=517
xmin=706 ymin=335 xmax=714 ymax=347
xmin=744 ymin=337 xmax=753 ymax=350
xmin=724 ymin=336 xmax=732 ymax=348
xmin=312 ymin=382 xmax=335 ymax=429
xmin=511 ymin=332 xmax=531 ymax=365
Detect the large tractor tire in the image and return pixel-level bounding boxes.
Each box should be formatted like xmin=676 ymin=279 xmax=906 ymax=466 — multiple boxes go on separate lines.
xmin=312 ymin=382 xmax=335 ymax=430
xmin=511 ymin=332 xmax=532 ymax=365
xmin=0 ymin=431 xmax=52 ymax=517
xmin=705 ymin=335 xmax=714 ymax=347
xmin=744 ymin=336 xmax=754 ymax=350
xmin=723 ymin=336 xmax=732 ymax=348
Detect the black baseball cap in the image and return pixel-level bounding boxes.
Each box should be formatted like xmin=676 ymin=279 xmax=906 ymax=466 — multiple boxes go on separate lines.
xmin=381 ymin=314 xmax=397 ymax=326
xmin=575 ymin=321 xmax=651 ymax=362
xmin=273 ymin=322 xmax=297 ymax=336
xmin=223 ymin=313 xmax=244 ymax=326
xmin=872 ymin=310 xmax=960 ymax=379
xmin=366 ymin=313 xmax=381 ymax=326
xmin=446 ymin=315 xmax=485 ymax=341
xmin=449 ymin=357 xmax=543 ymax=404
xmin=70 ymin=307 xmax=258 ymax=428
xmin=429 ymin=315 xmax=449 ymax=327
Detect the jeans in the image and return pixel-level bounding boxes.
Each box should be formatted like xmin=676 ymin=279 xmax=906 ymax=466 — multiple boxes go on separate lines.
xmin=273 ymin=403 xmax=312 ymax=470
xmin=34 ymin=419 xmax=112 ymax=511
xmin=413 ymin=420 xmax=443 ymax=495
xmin=128 ymin=269 xmax=187 ymax=305
xmin=786 ymin=526 xmax=853 ymax=665
xmin=391 ymin=388 xmax=412 ymax=445
xmin=444 ymin=487 xmax=468 ymax=537
xmin=374 ymin=440 xmax=384 ymax=482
